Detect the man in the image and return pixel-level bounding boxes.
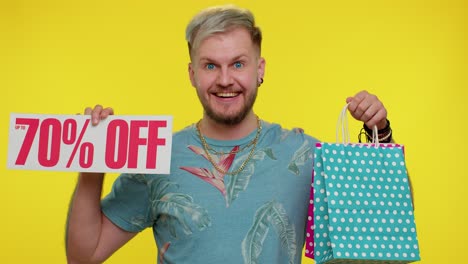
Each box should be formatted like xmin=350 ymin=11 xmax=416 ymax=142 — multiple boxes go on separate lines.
xmin=66 ymin=5 xmax=390 ymax=264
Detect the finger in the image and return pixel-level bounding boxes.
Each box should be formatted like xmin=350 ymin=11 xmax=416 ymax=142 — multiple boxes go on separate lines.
xmin=100 ymin=107 xmax=114 ymax=119
xmin=91 ymin=104 xmax=103 ymax=125
xmin=359 ymin=99 xmax=383 ymax=124
xmin=350 ymin=97 xmax=372 ymax=121
xmin=84 ymin=107 xmax=92 ymax=115
xmin=365 ymin=108 xmax=387 ymax=129
xmin=346 ymin=90 xmax=368 ymax=113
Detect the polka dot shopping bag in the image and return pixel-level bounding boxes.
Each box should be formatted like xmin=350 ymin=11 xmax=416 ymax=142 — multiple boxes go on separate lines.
xmin=305 ymin=105 xmax=420 ymax=263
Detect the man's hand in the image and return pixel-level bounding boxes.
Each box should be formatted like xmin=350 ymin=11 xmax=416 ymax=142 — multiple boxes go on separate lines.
xmin=85 ymin=104 xmax=114 ymax=126
xmin=346 ymin=90 xmax=388 ymax=130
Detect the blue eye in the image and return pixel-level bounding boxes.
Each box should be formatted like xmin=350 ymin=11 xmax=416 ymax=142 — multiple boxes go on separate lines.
xmin=206 ymin=63 xmax=215 ymax=70
xmin=234 ymin=62 xmax=243 ymax=69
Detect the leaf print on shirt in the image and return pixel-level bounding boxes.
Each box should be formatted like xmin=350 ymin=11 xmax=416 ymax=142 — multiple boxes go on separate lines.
xmin=288 ymin=139 xmax=312 ymax=175
xmin=241 ymin=201 xmax=297 ymax=264
xmin=180 ymin=145 xmax=238 ymax=197
xmin=159 ymin=242 xmax=171 ymax=264
xmin=128 ymin=214 xmax=149 ymax=230
xmin=149 ymin=177 xmax=211 ymax=238
xmin=182 ymin=145 xmax=276 ymax=207
xmin=225 ymin=149 xmax=269 ymax=207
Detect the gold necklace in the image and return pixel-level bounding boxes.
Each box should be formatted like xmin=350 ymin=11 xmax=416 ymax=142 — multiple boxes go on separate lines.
xmin=196 ymin=116 xmax=262 ymax=175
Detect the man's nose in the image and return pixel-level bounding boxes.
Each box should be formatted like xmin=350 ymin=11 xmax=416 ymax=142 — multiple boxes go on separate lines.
xmin=216 ymin=67 xmax=234 ymax=87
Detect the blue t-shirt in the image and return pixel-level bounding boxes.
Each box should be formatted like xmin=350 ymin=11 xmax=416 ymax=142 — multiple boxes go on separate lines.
xmin=102 ymin=120 xmax=318 ymax=264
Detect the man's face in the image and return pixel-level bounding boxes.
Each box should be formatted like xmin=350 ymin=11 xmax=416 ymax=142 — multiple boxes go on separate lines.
xmin=189 ymin=27 xmax=265 ymax=125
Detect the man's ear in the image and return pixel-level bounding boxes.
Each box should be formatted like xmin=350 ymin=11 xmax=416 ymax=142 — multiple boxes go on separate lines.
xmin=188 ymin=62 xmax=196 ymax=87
xmin=257 ymin=57 xmax=266 ymax=80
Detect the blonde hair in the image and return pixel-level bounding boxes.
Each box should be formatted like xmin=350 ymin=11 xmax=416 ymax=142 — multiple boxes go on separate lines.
xmin=185 ymin=5 xmax=262 ymax=58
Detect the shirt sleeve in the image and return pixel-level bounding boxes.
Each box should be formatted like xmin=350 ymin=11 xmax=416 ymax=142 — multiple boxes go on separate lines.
xmin=101 ymin=173 xmax=153 ymax=232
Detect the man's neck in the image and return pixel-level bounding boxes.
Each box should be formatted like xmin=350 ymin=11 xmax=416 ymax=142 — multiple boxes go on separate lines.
xmin=198 ymin=113 xmax=258 ymax=141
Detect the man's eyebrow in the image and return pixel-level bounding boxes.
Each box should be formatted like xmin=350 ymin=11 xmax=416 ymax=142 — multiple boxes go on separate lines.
xmin=198 ymin=54 xmax=249 ymax=62
xmin=198 ymin=57 xmax=215 ymax=62
xmin=231 ymin=55 xmax=249 ymax=61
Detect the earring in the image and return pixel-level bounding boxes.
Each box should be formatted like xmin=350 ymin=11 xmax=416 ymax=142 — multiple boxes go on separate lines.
xmin=259 ymin=78 xmax=264 ymax=84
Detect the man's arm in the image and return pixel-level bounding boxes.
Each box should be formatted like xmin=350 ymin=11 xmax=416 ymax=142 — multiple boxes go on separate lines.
xmin=66 ymin=105 xmax=137 ymax=263
xmin=66 ymin=173 xmax=137 ymax=263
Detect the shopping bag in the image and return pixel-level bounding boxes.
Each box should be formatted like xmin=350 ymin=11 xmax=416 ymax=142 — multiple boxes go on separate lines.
xmin=305 ymin=105 xmax=420 ymax=263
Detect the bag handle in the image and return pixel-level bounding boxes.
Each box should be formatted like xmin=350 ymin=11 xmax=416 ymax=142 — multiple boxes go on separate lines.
xmin=336 ymin=103 xmax=379 ymax=144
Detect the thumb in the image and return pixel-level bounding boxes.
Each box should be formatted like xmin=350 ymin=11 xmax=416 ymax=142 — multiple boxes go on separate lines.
xmin=346 ymin=97 xmax=353 ymax=104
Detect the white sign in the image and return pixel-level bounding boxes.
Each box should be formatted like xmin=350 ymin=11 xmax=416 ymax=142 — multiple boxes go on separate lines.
xmin=7 ymin=113 xmax=173 ymax=174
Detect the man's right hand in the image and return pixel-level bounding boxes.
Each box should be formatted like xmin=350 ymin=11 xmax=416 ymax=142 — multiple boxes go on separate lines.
xmin=85 ymin=104 xmax=114 ymax=126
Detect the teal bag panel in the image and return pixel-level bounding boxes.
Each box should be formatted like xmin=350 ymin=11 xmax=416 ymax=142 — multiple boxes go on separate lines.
xmin=312 ymin=143 xmax=420 ymax=264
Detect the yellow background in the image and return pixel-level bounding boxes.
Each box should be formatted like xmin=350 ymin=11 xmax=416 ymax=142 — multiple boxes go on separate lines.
xmin=1 ymin=0 xmax=466 ymax=263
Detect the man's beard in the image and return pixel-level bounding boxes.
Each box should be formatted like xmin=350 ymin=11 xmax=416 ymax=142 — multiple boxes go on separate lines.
xmin=202 ymin=89 xmax=258 ymax=126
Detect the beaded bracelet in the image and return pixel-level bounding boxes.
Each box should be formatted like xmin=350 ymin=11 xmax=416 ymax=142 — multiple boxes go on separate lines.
xmin=359 ymin=119 xmax=393 ymax=143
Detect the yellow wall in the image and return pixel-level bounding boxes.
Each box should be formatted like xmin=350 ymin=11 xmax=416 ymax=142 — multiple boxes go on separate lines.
xmin=1 ymin=0 xmax=466 ymax=263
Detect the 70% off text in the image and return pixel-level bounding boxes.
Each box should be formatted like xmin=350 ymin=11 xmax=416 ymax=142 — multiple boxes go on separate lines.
xmin=14 ymin=118 xmax=168 ymax=170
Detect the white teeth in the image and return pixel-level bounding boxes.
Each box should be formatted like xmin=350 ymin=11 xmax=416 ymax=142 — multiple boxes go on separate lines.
xmin=216 ymin=92 xmax=238 ymax=98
